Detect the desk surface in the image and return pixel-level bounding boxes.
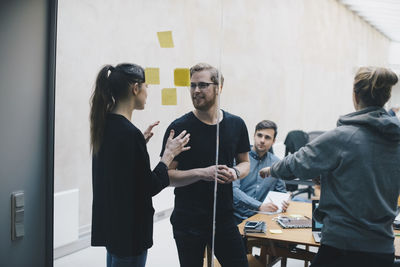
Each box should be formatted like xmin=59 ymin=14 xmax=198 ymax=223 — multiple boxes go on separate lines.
xmin=239 ymin=201 xmax=318 ymax=247
xmin=239 ymin=201 xmax=400 ymax=257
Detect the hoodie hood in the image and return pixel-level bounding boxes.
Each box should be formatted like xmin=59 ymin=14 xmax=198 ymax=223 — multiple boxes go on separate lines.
xmin=337 ymin=106 xmax=400 ymax=142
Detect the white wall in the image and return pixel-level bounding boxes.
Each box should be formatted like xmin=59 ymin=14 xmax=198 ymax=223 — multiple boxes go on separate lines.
xmin=388 ymin=42 xmax=400 ymax=108
xmin=55 ymin=0 xmax=391 ymax=229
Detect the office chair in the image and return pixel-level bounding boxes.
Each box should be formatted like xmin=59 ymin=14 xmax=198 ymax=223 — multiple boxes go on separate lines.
xmin=284 ymin=130 xmax=325 ymax=199
xmin=308 ymin=131 xmax=325 ymax=142
xmin=283 ymin=130 xmax=309 ymax=194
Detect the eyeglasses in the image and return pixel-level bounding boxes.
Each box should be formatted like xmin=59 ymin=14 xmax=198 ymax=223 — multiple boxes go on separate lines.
xmin=190 ymin=82 xmax=216 ymax=90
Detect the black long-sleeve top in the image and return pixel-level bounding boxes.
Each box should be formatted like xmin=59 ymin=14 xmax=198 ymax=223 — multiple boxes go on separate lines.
xmin=91 ymin=113 xmax=169 ymax=256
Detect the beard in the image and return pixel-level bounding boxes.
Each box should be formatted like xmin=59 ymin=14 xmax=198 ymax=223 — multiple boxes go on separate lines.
xmin=192 ymin=86 xmax=219 ymax=110
xmin=192 ymin=95 xmax=217 ymax=111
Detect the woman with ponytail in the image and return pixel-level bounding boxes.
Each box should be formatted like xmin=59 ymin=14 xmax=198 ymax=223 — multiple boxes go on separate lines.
xmin=90 ymin=63 xmax=190 ymax=267
xmin=260 ymin=67 xmax=400 ymax=267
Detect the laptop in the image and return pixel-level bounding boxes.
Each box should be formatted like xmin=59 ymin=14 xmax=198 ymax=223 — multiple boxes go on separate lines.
xmin=312 ymin=199 xmax=323 ymax=243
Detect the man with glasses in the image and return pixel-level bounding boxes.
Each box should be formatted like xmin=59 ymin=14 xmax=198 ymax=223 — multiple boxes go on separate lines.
xmin=161 ymin=63 xmax=250 ymax=266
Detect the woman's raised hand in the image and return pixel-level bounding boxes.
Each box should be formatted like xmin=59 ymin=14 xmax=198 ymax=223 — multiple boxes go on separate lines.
xmin=143 ymin=121 xmax=160 ymax=143
xmin=161 ymin=129 xmax=190 ymax=166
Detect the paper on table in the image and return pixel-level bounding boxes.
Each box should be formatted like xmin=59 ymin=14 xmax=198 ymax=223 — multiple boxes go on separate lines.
xmin=260 ymin=191 xmax=291 ymax=215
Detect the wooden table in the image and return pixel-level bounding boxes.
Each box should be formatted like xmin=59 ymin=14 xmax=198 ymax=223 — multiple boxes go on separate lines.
xmin=238 ymin=201 xmax=400 ymax=267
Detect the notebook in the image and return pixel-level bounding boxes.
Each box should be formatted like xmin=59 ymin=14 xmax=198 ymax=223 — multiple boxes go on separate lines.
xmin=260 ymin=191 xmax=291 ymax=215
xmin=277 ymin=215 xmax=311 ymax=229
xmin=312 ymin=199 xmax=323 ymax=243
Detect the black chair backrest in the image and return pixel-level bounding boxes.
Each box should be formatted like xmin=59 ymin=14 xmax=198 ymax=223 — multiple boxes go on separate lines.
xmin=284 ymin=130 xmax=309 ymax=156
xmin=283 ymin=130 xmax=325 ymax=193
xmin=283 ymin=130 xmax=309 ymax=192
xmin=308 ymin=131 xmax=325 ymax=142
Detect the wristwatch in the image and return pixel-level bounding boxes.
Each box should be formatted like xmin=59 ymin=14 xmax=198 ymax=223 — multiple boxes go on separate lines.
xmin=232 ymin=167 xmax=241 ymax=179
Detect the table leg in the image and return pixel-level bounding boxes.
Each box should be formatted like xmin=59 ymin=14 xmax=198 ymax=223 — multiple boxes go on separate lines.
xmin=280 ymin=257 xmax=287 ymax=267
xmin=260 ymin=245 xmax=267 ymax=264
xmin=265 ymin=241 xmax=283 ymax=267
xmin=304 ymin=245 xmax=309 ymax=267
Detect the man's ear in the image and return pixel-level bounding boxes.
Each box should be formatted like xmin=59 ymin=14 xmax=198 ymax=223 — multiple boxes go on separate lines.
xmin=218 ymin=84 xmax=223 ymax=94
xmin=131 ymin=83 xmax=139 ymax=95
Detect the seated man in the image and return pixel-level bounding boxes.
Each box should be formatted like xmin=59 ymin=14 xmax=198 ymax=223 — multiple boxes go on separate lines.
xmin=233 ymin=120 xmax=288 ymax=224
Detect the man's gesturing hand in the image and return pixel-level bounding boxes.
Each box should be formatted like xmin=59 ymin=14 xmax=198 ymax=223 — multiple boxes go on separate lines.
xmin=259 ymin=167 xmax=271 ymax=178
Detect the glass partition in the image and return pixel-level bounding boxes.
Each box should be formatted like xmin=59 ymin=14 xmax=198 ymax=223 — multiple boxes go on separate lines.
xmin=54 ymin=0 xmax=393 ymax=266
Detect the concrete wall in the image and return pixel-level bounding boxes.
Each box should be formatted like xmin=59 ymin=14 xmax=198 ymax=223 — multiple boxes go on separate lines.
xmin=55 ymin=0 xmax=391 ymax=231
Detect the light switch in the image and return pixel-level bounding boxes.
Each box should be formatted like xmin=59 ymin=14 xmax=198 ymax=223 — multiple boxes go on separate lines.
xmin=11 ymin=191 xmax=24 ymax=240
xmin=15 ymin=209 xmax=24 ymax=222
xmin=15 ymin=192 xmax=24 ymax=208
xmin=15 ymin=223 xmax=25 ymax=238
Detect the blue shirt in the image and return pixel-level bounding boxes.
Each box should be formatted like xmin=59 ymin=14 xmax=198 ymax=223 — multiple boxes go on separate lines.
xmin=233 ymin=150 xmax=286 ymax=222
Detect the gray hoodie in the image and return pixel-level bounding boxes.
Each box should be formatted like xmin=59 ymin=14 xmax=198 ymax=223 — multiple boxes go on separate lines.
xmin=270 ymin=106 xmax=400 ymax=253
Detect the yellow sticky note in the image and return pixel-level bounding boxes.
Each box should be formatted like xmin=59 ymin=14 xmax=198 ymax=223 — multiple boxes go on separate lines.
xmin=157 ymin=31 xmax=174 ymax=48
xmin=145 ymin=68 xmax=160 ymax=85
xmin=269 ymin=229 xmax=283 ymax=234
xmin=161 ymin=88 xmax=177 ymax=105
xmin=174 ymin=68 xmax=190 ymax=86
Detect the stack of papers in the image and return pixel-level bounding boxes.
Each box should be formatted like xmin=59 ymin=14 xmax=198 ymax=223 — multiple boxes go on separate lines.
xmin=259 ymin=191 xmax=291 ymax=215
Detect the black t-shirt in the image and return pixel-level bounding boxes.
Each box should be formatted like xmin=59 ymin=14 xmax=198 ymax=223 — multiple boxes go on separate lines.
xmin=161 ymin=110 xmax=250 ymax=229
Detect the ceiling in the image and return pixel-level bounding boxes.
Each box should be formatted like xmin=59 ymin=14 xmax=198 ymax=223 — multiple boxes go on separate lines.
xmin=339 ymin=0 xmax=400 ymax=42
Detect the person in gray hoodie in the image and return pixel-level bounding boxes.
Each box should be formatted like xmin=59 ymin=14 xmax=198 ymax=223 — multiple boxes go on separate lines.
xmin=260 ymin=66 xmax=399 ymax=267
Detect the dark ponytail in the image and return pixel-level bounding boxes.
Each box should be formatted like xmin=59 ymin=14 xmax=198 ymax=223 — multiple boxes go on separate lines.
xmin=354 ymin=67 xmax=398 ymax=107
xmin=90 ymin=65 xmax=115 ymax=155
xmin=90 ymin=63 xmax=146 ymax=155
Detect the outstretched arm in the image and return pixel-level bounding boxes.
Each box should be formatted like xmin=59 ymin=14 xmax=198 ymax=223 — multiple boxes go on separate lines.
xmin=260 ymin=131 xmax=340 ymax=180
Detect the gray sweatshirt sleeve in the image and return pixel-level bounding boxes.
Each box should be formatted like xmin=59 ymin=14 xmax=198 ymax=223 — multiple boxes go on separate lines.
xmin=270 ymin=130 xmax=341 ymax=180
